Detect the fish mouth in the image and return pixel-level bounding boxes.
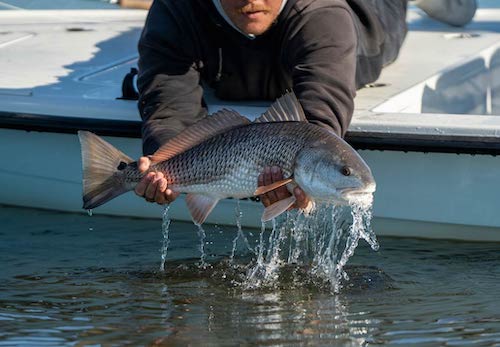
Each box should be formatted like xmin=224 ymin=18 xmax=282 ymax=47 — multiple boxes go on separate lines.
xmin=340 ymin=183 xmax=376 ymax=196
xmin=339 ymin=184 xmax=376 ymax=205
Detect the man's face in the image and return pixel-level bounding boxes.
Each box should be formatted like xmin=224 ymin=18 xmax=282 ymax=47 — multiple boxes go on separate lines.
xmin=220 ymin=0 xmax=283 ymax=36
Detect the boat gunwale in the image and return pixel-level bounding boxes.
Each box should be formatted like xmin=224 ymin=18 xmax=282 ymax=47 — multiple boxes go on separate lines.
xmin=2 ymin=110 xmax=500 ymax=155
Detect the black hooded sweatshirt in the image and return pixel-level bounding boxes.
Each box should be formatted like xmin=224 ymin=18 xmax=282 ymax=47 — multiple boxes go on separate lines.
xmin=137 ymin=0 xmax=407 ymax=155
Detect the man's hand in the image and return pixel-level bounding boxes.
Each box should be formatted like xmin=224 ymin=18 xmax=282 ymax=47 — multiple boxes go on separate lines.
xmin=134 ymin=156 xmax=179 ymax=204
xmin=257 ymin=166 xmax=310 ymax=209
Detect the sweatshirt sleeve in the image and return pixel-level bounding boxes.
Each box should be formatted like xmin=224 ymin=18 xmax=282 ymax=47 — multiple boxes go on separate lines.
xmin=137 ymin=0 xmax=207 ymax=155
xmin=285 ymin=6 xmax=357 ymax=137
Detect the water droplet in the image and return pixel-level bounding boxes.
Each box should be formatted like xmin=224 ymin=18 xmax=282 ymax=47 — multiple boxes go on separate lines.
xmin=159 ymin=205 xmax=171 ymax=271
xmin=196 ymin=223 xmax=207 ymax=268
xmin=230 ymin=201 xmax=253 ymax=262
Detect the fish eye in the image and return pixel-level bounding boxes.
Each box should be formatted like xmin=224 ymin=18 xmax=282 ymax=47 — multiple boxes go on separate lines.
xmin=341 ymin=166 xmax=351 ymax=176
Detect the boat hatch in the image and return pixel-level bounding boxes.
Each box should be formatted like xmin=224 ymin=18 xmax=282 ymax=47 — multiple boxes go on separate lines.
xmin=373 ymin=43 xmax=500 ymax=116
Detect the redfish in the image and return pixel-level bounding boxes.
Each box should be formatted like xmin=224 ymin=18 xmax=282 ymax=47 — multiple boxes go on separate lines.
xmin=78 ymin=92 xmax=375 ymax=224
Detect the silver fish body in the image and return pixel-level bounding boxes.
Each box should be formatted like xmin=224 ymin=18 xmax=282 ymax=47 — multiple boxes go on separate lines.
xmin=79 ymin=93 xmax=375 ymax=224
xmin=146 ymin=122 xmax=321 ymax=198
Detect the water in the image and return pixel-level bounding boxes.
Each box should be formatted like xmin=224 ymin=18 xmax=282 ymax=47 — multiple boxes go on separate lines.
xmin=159 ymin=205 xmax=171 ymax=272
xmin=238 ymin=202 xmax=377 ymax=292
xmin=1 ymin=205 xmax=500 ymax=346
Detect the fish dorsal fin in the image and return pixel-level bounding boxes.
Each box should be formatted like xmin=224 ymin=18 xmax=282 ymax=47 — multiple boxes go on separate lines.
xmin=254 ymin=91 xmax=307 ymax=123
xmin=150 ymin=109 xmax=250 ymax=163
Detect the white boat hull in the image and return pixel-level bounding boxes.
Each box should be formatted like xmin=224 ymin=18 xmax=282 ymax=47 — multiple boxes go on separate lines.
xmin=2 ymin=128 xmax=499 ymax=242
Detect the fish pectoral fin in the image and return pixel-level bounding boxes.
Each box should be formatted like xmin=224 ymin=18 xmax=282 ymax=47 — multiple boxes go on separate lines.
xmin=261 ymin=195 xmax=296 ymax=222
xmin=254 ymin=178 xmax=293 ymax=196
xmin=186 ymin=194 xmax=219 ymax=225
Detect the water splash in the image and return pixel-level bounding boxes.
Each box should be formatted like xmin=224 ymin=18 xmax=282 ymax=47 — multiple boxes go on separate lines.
xmin=196 ymin=223 xmax=208 ymax=268
xmin=244 ymin=221 xmax=273 ymax=289
xmin=230 ymin=201 xmax=254 ymax=262
xmin=87 ymin=209 xmax=93 ymax=217
xmin=159 ymin=205 xmax=171 ymax=271
xmin=242 ymin=197 xmax=378 ymax=292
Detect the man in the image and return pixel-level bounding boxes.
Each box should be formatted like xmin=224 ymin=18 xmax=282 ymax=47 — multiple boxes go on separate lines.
xmin=134 ymin=0 xmax=476 ymax=208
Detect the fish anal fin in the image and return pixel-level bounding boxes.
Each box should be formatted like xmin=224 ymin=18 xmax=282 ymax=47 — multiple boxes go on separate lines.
xmin=254 ymin=91 xmax=307 ymax=123
xmin=150 ymin=109 xmax=250 ymax=163
xmin=262 ymin=196 xmax=296 ymax=222
xmin=186 ymin=194 xmax=219 ymax=225
xmin=254 ymin=178 xmax=293 ymax=196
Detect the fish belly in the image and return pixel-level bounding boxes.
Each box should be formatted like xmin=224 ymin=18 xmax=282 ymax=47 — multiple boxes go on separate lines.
xmin=167 ymin=158 xmax=262 ymax=199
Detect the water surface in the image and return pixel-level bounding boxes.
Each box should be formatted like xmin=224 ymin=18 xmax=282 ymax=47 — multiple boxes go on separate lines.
xmin=1 ymin=206 xmax=499 ymax=346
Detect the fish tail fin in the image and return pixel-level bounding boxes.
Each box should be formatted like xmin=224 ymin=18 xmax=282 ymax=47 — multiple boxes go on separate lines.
xmin=78 ymin=131 xmax=134 ymax=210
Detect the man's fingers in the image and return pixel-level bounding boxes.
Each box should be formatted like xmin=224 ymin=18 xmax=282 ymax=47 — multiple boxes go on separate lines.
xmin=272 ymin=166 xmax=291 ymax=201
xmin=258 ymin=166 xmax=295 ymax=207
xmin=263 ymin=167 xmax=279 ymax=204
xmin=271 ymin=166 xmax=292 ymax=202
xmin=144 ymin=172 xmax=164 ymax=200
xmin=293 ymin=187 xmax=310 ymax=209
xmin=135 ymin=170 xmax=180 ymax=205
xmin=165 ymin=189 xmax=180 ymax=204
xmin=258 ymin=173 xmax=271 ymax=207
xmin=138 ymin=156 xmax=151 ymax=173
xmin=270 ymin=166 xmax=283 ymax=182
xmin=262 ymin=167 xmax=273 ymax=186
xmin=134 ymin=172 xmax=155 ymax=197
xmin=154 ymin=177 xmax=168 ymax=204
xmin=155 ymin=193 xmax=167 ymax=205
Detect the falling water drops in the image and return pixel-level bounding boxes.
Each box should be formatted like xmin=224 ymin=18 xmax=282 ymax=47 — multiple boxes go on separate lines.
xmin=242 ymin=196 xmax=378 ymax=292
xmin=159 ymin=205 xmax=171 ymax=271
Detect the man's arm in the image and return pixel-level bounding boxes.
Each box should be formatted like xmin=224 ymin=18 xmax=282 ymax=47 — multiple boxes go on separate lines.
xmin=286 ymin=5 xmax=358 ymax=137
xmin=135 ymin=0 xmax=205 ymax=203
xmin=137 ymin=0 xmax=207 ymax=155
xmin=259 ymin=6 xmax=357 ymax=208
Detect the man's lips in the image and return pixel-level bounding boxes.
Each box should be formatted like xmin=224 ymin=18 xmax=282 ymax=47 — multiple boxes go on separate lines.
xmin=241 ymin=10 xmax=267 ymax=19
xmin=238 ymin=4 xmax=270 ymax=18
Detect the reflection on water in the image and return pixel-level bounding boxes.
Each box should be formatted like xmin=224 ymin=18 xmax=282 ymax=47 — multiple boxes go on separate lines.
xmin=1 ymin=205 xmax=500 ymax=346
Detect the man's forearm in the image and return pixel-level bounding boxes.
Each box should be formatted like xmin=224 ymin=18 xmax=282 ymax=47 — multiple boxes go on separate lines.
xmin=139 ymin=83 xmax=207 ymax=155
xmin=287 ymin=6 xmax=357 ymax=137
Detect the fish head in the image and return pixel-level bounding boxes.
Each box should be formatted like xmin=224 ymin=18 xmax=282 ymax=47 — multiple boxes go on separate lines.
xmin=294 ymin=131 xmax=376 ymax=206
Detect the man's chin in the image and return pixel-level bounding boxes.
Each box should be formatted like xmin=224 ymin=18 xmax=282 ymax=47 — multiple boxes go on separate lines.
xmin=238 ymin=22 xmax=273 ymax=36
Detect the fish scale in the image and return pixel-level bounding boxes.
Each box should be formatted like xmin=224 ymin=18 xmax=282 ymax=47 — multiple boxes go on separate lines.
xmin=151 ymin=122 xmax=322 ymax=197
